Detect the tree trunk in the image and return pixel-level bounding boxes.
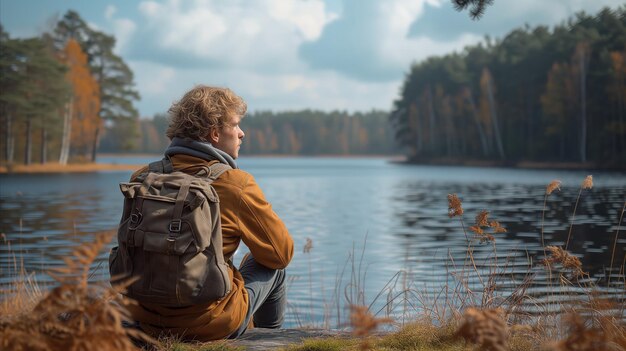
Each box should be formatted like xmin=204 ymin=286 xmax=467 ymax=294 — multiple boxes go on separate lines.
xmin=441 ymin=96 xmax=454 ymax=157
xmin=578 ymin=46 xmax=589 ymax=163
xmin=90 ymin=125 xmax=100 ymax=162
xmin=426 ymin=86 xmax=437 ymax=154
xmin=485 ymin=75 xmax=505 ymax=160
xmin=466 ymin=88 xmax=490 ymax=157
xmin=411 ymin=99 xmax=422 ymax=155
xmin=5 ymin=113 xmax=14 ymax=163
xmin=615 ymin=84 xmax=626 ymax=160
xmin=24 ymin=119 xmax=32 ymax=165
xmin=59 ymin=98 xmax=73 ymax=165
xmin=41 ymin=127 xmax=47 ymax=164
xmin=526 ymin=90 xmax=534 ymax=159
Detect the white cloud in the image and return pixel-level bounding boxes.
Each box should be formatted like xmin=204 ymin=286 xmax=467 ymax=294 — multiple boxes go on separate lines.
xmin=132 ymin=62 xmax=176 ymax=96
xmin=267 ymin=0 xmax=338 ymax=41
xmin=125 ymin=0 xmax=337 ymax=72
xmin=300 ymin=0 xmax=467 ymax=81
xmin=111 ymin=18 xmax=136 ymax=53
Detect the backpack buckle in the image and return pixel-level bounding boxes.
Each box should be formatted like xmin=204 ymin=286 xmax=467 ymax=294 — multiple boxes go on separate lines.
xmin=169 ymin=219 xmax=182 ymax=233
xmin=129 ymin=213 xmax=142 ymax=229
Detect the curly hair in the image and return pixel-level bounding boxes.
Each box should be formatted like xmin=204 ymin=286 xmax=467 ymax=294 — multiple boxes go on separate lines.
xmin=166 ymin=85 xmax=247 ymax=141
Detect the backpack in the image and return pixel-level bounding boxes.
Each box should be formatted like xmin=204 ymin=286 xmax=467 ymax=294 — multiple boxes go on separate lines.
xmin=109 ymin=158 xmax=232 ymax=307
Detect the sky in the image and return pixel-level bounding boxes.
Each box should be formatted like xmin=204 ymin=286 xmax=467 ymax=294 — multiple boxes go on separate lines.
xmin=1 ymin=0 xmax=623 ymax=118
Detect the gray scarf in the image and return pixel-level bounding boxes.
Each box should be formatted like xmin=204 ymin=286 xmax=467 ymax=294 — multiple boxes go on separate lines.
xmin=164 ymin=137 xmax=238 ymax=169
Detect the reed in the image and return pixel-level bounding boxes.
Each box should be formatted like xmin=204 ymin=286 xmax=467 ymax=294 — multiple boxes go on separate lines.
xmin=565 ymin=175 xmax=593 ymax=250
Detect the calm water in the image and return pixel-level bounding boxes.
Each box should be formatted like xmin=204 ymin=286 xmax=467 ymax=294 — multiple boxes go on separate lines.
xmin=1 ymin=156 xmax=625 ymax=327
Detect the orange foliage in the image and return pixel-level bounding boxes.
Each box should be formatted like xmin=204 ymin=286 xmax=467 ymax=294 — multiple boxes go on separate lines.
xmin=64 ymin=39 xmax=101 ymax=157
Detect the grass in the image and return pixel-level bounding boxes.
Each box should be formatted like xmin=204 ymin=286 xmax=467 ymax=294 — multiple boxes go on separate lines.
xmin=1 ymin=174 xmax=625 ymax=350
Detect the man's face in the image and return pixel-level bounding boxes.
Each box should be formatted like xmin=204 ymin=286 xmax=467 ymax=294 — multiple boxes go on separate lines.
xmin=212 ymin=114 xmax=245 ymax=159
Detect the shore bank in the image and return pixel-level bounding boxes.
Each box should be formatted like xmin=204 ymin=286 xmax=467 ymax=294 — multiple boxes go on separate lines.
xmin=0 ymin=162 xmax=141 ymax=174
xmin=395 ymin=157 xmax=626 ymax=171
xmin=2 ymin=156 xmax=624 ymax=174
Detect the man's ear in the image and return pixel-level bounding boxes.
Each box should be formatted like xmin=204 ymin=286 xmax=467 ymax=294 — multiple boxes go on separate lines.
xmin=208 ymin=127 xmax=220 ymax=144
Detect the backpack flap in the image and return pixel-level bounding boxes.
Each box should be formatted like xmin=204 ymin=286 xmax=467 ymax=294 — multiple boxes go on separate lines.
xmin=119 ymin=182 xmax=141 ymax=198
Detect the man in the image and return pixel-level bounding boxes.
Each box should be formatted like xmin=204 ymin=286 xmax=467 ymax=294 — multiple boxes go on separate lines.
xmin=126 ymin=85 xmax=294 ymax=340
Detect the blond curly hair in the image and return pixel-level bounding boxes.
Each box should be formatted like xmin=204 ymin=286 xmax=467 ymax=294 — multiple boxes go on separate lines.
xmin=166 ymin=85 xmax=247 ymax=141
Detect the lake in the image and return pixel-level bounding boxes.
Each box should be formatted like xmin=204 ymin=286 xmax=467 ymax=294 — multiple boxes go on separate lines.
xmin=1 ymin=156 xmax=625 ymax=328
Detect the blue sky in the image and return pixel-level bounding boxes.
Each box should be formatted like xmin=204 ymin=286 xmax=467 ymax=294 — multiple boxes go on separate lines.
xmin=1 ymin=0 xmax=623 ymax=117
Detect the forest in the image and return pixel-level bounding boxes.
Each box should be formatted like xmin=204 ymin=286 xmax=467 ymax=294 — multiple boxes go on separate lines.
xmin=391 ymin=7 xmax=626 ymax=168
xmin=0 ymin=11 xmax=139 ymax=165
xmin=107 ymin=110 xmax=397 ymax=155
xmin=2 ymin=7 xmax=625 ymax=164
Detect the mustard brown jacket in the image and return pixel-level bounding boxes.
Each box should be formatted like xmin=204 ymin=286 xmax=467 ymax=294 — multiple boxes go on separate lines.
xmin=126 ymin=154 xmax=294 ymax=340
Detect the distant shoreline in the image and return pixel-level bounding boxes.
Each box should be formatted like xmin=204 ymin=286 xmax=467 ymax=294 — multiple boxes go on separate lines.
xmin=395 ymin=158 xmax=626 ymax=172
xmin=2 ymin=155 xmax=623 ymax=174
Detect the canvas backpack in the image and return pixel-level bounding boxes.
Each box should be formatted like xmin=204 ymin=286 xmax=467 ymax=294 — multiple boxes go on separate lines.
xmin=109 ymin=158 xmax=232 ymax=307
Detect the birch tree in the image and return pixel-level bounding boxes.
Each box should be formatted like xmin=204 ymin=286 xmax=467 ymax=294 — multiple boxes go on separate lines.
xmin=480 ymin=68 xmax=505 ymax=160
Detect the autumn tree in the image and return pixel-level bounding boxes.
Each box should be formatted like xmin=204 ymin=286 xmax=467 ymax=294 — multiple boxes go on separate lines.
xmin=54 ymin=10 xmax=140 ymax=160
xmin=60 ymin=39 xmax=100 ymax=164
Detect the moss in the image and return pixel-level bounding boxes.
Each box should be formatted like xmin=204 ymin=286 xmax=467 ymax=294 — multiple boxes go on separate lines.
xmin=375 ymin=321 xmax=464 ymax=351
xmin=160 ymin=340 xmax=243 ymax=351
xmin=281 ymin=337 xmax=359 ymax=351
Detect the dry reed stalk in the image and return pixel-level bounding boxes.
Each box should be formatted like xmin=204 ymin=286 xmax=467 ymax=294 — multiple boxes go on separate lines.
xmin=1 ymin=267 xmax=44 ymax=318
xmin=0 ymin=230 xmax=153 ymax=351
xmin=469 ymin=210 xmax=507 ymax=244
xmin=609 ymin=201 xmax=626 ymax=286
xmin=455 ymin=307 xmax=508 ymax=351
xmin=547 ymin=180 xmax=562 ymax=196
xmin=541 ymin=246 xmax=587 ymax=279
xmin=349 ymin=304 xmax=393 ymax=350
xmin=565 ymin=175 xmax=593 ymax=250
xmin=543 ymin=179 xmax=562 ymax=250
xmin=303 ymin=237 xmax=313 ymax=254
xmin=448 ymin=193 xmax=469 ymax=243
xmin=303 ymin=237 xmax=314 ymax=326
xmin=447 ymin=193 xmax=464 ymax=218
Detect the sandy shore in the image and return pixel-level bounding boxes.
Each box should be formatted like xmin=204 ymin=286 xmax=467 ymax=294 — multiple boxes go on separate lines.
xmin=0 ymin=162 xmax=141 ymax=174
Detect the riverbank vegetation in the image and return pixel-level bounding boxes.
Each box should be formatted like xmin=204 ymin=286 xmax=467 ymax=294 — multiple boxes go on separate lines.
xmin=391 ymin=7 xmax=626 ymax=169
xmin=1 ymin=175 xmax=624 ymax=350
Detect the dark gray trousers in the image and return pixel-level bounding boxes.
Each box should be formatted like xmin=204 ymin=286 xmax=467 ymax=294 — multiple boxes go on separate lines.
xmin=228 ymin=255 xmax=287 ymax=338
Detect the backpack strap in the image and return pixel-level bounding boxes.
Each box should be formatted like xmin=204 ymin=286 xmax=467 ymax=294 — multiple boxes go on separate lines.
xmin=170 ymin=178 xmax=192 ymax=239
xmin=148 ymin=157 xmax=174 ymax=174
xmin=208 ymin=162 xmax=232 ymax=181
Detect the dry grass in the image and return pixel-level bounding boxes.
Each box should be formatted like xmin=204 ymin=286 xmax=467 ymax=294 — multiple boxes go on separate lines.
xmin=0 ymin=231 xmax=152 ymax=351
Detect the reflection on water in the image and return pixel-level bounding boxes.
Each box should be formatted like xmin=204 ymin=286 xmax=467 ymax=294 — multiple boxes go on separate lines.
xmin=1 ymin=157 xmax=625 ymax=327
